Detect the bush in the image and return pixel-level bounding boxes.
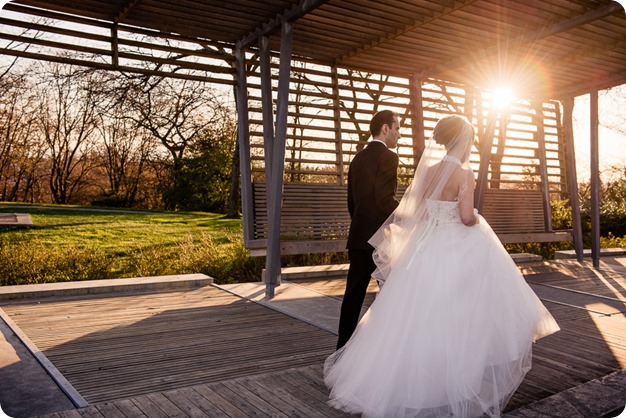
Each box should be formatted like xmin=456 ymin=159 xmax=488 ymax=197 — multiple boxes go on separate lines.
xmin=120 ymin=232 xmax=265 ymax=284
xmin=0 ymin=238 xmax=114 ymax=286
xmin=171 ymin=232 xmax=263 ymax=284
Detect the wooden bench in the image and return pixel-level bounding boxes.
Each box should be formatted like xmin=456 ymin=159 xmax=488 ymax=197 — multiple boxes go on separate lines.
xmin=247 ymin=183 xmax=571 ymax=256
xmin=481 ymin=189 xmax=572 ymax=244
xmin=250 ymin=182 xmax=351 ymax=256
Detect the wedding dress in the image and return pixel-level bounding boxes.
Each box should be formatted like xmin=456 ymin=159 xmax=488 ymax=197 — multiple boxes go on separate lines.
xmin=324 ymin=116 xmax=560 ymax=418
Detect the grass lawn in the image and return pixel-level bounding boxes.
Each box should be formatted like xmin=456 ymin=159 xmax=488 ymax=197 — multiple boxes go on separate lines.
xmin=0 ymin=205 xmax=242 ymax=250
xmin=0 ymin=204 xmax=261 ymax=285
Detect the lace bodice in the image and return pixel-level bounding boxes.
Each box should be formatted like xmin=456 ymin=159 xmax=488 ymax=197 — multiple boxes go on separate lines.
xmin=426 ymin=199 xmax=461 ymax=224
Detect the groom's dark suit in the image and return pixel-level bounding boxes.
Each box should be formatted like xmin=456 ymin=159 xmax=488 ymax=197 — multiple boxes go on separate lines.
xmin=337 ymin=140 xmax=399 ymax=349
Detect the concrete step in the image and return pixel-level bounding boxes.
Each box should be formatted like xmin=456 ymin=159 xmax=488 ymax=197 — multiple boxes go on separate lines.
xmin=0 ymin=273 xmax=213 ymax=302
xmin=555 ymin=248 xmax=626 ymax=259
xmin=271 ymin=253 xmax=542 ymax=281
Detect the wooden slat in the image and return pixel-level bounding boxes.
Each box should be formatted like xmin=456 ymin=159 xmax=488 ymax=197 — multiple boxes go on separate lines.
xmin=251 ymin=182 xmax=570 ymax=253
xmin=481 ymin=189 xmax=547 ymax=235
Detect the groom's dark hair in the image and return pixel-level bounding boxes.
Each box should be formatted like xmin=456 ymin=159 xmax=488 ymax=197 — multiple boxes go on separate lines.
xmin=370 ymin=110 xmax=398 ymax=138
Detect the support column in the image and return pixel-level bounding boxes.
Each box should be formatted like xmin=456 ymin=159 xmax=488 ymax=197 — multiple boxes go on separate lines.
xmin=533 ymin=101 xmax=553 ymax=232
xmin=331 ymin=65 xmax=344 ymax=184
xmin=235 ymin=48 xmax=254 ymax=245
xmin=259 ymin=36 xmax=274 ymax=186
xmin=490 ymin=112 xmax=509 ymax=190
xmin=264 ymin=21 xmax=293 ymax=298
xmin=561 ymin=97 xmax=584 ymax=262
xmin=590 ymin=89 xmax=601 ymax=268
xmin=409 ymin=75 xmax=425 ymax=165
xmin=475 ymin=112 xmax=497 ymax=212
xmin=111 ymin=25 xmax=119 ymax=67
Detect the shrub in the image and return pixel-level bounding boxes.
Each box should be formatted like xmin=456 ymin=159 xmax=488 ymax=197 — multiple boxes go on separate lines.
xmin=0 ymin=238 xmax=113 ymax=286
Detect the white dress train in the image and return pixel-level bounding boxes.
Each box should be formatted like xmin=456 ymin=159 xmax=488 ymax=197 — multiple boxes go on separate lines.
xmin=324 ymin=200 xmax=560 ymax=418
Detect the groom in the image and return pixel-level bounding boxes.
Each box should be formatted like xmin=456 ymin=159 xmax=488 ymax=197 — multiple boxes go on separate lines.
xmin=337 ymin=110 xmax=400 ymax=349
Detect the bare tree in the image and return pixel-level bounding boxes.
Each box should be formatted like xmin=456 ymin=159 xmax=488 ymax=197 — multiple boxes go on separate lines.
xmin=95 ymin=106 xmax=155 ymax=207
xmin=122 ymin=76 xmax=221 ymax=162
xmin=116 ymin=74 xmax=231 ymax=209
xmin=35 ymin=62 xmax=101 ymax=204
xmin=601 ymin=84 xmax=626 ymax=136
xmin=0 ymin=70 xmax=46 ymax=201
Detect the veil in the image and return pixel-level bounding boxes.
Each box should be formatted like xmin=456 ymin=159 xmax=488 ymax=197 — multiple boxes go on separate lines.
xmin=368 ymin=115 xmax=476 ymax=283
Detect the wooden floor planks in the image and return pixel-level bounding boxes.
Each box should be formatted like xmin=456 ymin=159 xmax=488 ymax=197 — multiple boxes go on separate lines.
xmin=5 ymin=258 xmax=626 ymax=417
xmin=3 ymin=286 xmax=336 ymax=405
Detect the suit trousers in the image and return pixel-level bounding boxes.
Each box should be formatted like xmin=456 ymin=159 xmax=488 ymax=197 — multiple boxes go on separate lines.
xmin=336 ymin=248 xmax=377 ymax=349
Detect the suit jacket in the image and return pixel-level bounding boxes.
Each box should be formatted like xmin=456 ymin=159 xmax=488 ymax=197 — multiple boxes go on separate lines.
xmin=347 ymin=141 xmax=400 ymax=250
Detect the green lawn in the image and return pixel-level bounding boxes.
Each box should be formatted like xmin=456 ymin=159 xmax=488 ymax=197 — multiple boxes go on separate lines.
xmin=0 ymin=205 xmax=241 ymax=250
xmin=0 ymin=204 xmax=262 ymax=285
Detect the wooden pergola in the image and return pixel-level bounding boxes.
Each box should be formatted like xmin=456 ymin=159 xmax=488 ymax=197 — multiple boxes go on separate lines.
xmin=1 ymin=0 xmax=625 ymax=297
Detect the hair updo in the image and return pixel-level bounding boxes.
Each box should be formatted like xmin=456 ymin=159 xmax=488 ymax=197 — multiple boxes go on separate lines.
xmin=432 ymin=115 xmax=469 ymax=148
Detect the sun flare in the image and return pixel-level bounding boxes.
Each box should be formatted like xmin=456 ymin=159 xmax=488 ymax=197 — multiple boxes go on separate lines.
xmin=491 ymin=87 xmax=515 ymax=110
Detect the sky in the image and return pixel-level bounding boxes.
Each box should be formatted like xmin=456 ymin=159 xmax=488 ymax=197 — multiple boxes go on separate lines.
xmin=571 ymin=88 xmax=626 ymax=182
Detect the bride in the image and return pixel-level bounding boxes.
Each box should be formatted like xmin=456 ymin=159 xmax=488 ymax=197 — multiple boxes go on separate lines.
xmin=324 ymin=115 xmax=560 ymax=418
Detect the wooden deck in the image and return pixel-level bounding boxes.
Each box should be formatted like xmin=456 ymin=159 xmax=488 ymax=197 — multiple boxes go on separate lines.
xmin=2 ymin=258 xmax=626 ymax=417
xmin=1 ymin=286 xmax=337 ymax=406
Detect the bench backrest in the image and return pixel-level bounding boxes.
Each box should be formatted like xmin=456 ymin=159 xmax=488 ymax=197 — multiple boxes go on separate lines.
xmin=482 ymin=189 xmax=545 ymax=234
xmin=253 ymin=182 xmax=350 ymax=242
xmin=249 ymin=182 xmax=570 ymax=255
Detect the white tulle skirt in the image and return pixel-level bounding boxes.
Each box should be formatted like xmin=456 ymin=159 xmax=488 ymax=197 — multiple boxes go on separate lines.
xmin=324 ymin=217 xmax=560 ymax=418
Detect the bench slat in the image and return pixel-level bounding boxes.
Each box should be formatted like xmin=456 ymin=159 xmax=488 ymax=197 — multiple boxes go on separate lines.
xmin=250 ymin=182 xmax=570 ymax=254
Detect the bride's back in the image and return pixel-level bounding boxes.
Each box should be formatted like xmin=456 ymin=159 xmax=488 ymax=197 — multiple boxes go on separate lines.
xmin=427 ymin=162 xmax=467 ymax=202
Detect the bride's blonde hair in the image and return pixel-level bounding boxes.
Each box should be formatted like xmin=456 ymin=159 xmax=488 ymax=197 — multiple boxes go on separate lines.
xmin=432 ymin=115 xmax=474 ymax=162
xmin=433 ymin=115 xmax=474 ymax=147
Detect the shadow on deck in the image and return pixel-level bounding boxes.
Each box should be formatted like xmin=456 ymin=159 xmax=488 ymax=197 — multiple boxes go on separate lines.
xmin=0 ymin=258 xmax=625 ymax=417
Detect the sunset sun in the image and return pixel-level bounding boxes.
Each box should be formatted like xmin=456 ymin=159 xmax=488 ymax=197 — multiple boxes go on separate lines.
xmin=490 ymin=87 xmax=515 ymax=109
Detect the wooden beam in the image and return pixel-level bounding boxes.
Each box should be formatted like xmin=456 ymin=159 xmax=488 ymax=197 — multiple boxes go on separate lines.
xmin=475 ymin=113 xmax=497 ymax=213
xmin=113 ymin=0 xmax=143 ymax=25
xmin=236 ymin=0 xmax=329 ymax=49
xmin=590 ymin=89 xmax=601 ymax=268
xmin=561 ymin=98 xmax=584 ymax=262
xmin=111 ymin=25 xmax=119 ymax=67
xmin=558 ymin=70 xmax=626 ymax=99
xmin=331 ymin=65 xmax=344 ymax=185
xmin=0 ymin=47 xmax=235 ymax=84
xmin=264 ymin=21 xmax=293 ymax=299
xmin=418 ymin=2 xmax=624 ymax=80
xmin=260 ymin=36 xmax=275 ymax=186
xmin=409 ymin=75 xmax=425 ymax=165
xmin=235 ymin=48 xmax=255 ymax=245
xmin=489 ymin=112 xmax=509 ymax=190
xmin=533 ymin=101 xmax=553 ymax=232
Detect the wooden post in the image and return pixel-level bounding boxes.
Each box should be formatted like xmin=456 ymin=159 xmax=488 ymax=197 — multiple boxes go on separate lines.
xmin=590 ymin=89 xmax=600 ymax=268
xmin=533 ymin=101 xmax=553 ymax=232
xmin=111 ymin=24 xmax=119 ymax=68
xmin=331 ymin=65 xmax=344 ymax=185
xmin=259 ymin=36 xmax=274 ymax=186
xmin=235 ymin=48 xmax=254 ymax=245
xmin=553 ymin=103 xmax=569 ymax=199
xmin=264 ymin=21 xmax=293 ymax=299
xmin=475 ymin=112 xmax=497 ymax=212
xmin=561 ymin=97 xmax=584 ymax=262
xmin=490 ymin=111 xmax=509 ymax=189
xmin=409 ymin=75 xmax=425 ymax=166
